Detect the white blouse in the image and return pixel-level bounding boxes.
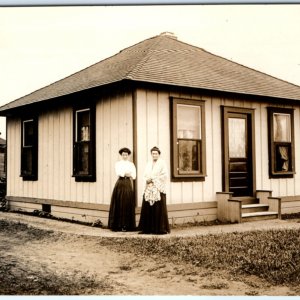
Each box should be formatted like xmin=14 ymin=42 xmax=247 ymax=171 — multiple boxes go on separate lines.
xmin=115 ymin=160 xmax=136 ymax=180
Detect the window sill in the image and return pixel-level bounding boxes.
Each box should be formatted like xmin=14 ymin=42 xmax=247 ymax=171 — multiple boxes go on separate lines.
xmin=269 ymin=171 xmax=294 ymax=179
xmin=171 ymin=175 xmax=206 ymax=182
xmin=73 ymin=174 xmax=96 ymax=182
xmin=20 ymin=175 xmax=38 ymax=181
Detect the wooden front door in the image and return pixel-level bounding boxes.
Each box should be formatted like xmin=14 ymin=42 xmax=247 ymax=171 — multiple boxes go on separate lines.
xmin=222 ymin=107 xmax=256 ymax=197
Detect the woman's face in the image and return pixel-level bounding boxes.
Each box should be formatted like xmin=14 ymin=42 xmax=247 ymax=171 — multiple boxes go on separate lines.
xmin=121 ymin=152 xmax=129 ymax=160
xmin=151 ymin=151 xmax=160 ymax=161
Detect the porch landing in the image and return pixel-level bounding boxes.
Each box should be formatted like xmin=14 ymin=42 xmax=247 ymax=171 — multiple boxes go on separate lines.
xmin=217 ymin=191 xmax=281 ymax=223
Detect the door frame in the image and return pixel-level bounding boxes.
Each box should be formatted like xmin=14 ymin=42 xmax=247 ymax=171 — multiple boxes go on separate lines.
xmin=221 ymin=106 xmax=256 ymax=197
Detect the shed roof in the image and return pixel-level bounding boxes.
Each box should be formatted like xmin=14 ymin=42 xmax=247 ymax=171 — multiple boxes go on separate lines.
xmin=1 ymin=32 xmax=300 ymax=113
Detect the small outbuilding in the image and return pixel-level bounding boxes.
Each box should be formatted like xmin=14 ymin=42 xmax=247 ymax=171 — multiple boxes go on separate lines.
xmin=1 ymin=32 xmax=300 ymax=224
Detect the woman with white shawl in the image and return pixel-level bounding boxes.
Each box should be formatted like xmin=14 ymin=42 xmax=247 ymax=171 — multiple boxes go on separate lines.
xmin=138 ymin=146 xmax=170 ymax=234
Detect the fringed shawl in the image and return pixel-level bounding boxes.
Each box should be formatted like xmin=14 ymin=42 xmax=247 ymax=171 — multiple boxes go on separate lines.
xmin=144 ymin=158 xmax=168 ymax=205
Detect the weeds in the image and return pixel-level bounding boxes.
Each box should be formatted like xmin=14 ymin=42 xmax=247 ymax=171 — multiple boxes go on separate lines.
xmin=0 ymin=260 xmax=111 ymax=295
xmin=0 ymin=219 xmax=54 ymax=240
xmin=172 ymin=219 xmax=230 ymax=229
xmin=101 ymin=229 xmax=300 ymax=286
xmin=0 ymin=197 xmax=7 ymax=211
xmin=0 ymin=178 xmax=7 ymax=211
xmin=245 ymin=290 xmax=259 ymax=296
xmin=201 ymin=282 xmax=229 ymax=289
xmin=119 ymin=265 xmax=132 ymax=271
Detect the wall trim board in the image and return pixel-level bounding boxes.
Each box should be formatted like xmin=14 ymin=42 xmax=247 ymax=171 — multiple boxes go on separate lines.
xmin=6 ymin=196 xmax=110 ymax=211
xmin=7 ymin=196 xmax=217 ymax=213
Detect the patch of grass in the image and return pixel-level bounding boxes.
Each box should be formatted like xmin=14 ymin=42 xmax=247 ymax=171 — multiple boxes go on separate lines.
xmin=0 ymin=179 xmax=6 ymax=209
xmin=0 ymin=219 xmax=54 ymax=240
xmin=119 ymin=265 xmax=132 ymax=271
xmin=245 ymin=290 xmax=259 ymax=296
xmin=201 ymin=282 xmax=229 ymax=289
xmin=0 ymin=198 xmax=8 ymax=211
xmin=0 ymin=262 xmax=112 ymax=295
xmin=101 ymin=229 xmax=300 ymax=286
xmin=172 ymin=219 xmax=230 ymax=229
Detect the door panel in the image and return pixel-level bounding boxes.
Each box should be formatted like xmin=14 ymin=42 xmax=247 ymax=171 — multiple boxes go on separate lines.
xmin=228 ymin=115 xmax=251 ymax=196
xmin=229 ymin=159 xmax=250 ymax=196
xmin=222 ymin=107 xmax=255 ymax=197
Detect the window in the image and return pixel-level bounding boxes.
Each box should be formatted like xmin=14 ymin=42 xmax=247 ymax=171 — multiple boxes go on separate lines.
xmin=73 ymin=106 xmax=96 ymax=182
xmin=21 ymin=118 xmax=38 ymax=181
xmin=267 ymin=107 xmax=295 ymax=178
xmin=171 ymin=97 xmax=206 ymax=180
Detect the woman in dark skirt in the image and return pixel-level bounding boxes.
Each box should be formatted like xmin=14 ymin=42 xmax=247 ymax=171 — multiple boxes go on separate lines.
xmin=108 ymin=147 xmax=136 ymax=232
xmin=138 ymin=146 xmax=170 ymax=234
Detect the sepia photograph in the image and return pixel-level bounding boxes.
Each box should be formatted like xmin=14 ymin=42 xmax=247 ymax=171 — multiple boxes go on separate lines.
xmin=1 ymin=2 xmax=300 ymax=296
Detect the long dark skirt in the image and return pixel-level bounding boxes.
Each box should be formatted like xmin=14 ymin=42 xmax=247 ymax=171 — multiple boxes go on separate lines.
xmin=138 ymin=193 xmax=170 ymax=234
xmin=108 ymin=177 xmax=136 ymax=231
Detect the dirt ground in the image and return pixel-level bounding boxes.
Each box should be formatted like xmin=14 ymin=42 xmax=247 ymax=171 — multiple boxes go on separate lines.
xmin=1 ymin=211 xmax=300 ymax=296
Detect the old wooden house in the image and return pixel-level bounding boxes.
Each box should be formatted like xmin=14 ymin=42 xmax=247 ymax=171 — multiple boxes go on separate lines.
xmin=1 ymin=32 xmax=300 ymax=225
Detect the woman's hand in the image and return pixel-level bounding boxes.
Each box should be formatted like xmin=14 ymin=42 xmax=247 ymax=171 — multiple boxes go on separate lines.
xmin=125 ymin=172 xmax=131 ymax=177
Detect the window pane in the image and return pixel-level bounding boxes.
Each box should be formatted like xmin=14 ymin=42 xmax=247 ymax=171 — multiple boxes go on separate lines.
xmin=76 ymin=109 xmax=90 ymax=142
xmin=23 ymin=120 xmax=34 ymax=147
xmin=228 ymin=118 xmax=246 ymax=158
xmin=22 ymin=147 xmax=33 ymax=175
xmin=177 ymin=104 xmax=201 ymax=139
xmin=178 ymin=140 xmax=200 ymax=174
xmin=77 ymin=143 xmax=89 ymax=174
xmin=229 ymin=118 xmax=246 ymax=158
xmin=273 ymin=113 xmax=291 ymax=142
xmin=275 ymin=145 xmax=290 ymax=172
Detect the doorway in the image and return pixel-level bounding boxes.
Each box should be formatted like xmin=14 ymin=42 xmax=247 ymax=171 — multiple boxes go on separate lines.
xmin=221 ymin=106 xmax=256 ymax=197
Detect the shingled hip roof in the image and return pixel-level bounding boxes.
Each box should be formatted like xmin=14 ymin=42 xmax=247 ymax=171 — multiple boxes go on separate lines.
xmin=1 ymin=32 xmax=300 ymax=113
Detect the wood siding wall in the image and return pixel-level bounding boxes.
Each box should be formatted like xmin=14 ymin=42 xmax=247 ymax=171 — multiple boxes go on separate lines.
xmin=134 ymin=87 xmax=300 ymax=205
xmin=6 ymin=86 xmax=300 ymax=208
xmin=135 ymin=88 xmax=222 ymax=205
xmin=6 ymin=91 xmax=133 ymax=205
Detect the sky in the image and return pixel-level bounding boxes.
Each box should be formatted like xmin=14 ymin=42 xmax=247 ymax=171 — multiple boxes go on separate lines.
xmin=1 ymin=4 xmax=300 ymax=139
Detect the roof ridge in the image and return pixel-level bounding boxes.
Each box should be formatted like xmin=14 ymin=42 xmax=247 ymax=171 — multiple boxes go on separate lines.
xmin=170 ymin=36 xmax=300 ymax=89
xmin=0 ymin=35 xmax=160 ymax=109
xmin=0 ymin=54 xmax=114 ymax=108
xmin=200 ymin=46 xmax=300 ymax=89
xmin=2 ymin=33 xmax=300 ymax=113
xmin=124 ymin=35 xmax=164 ymax=79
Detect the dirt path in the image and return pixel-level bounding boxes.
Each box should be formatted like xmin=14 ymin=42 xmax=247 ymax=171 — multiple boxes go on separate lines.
xmin=1 ymin=211 xmax=300 ymax=295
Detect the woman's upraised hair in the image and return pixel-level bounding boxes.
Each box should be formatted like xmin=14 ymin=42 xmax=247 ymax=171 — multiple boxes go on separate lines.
xmin=150 ymin=146 xmax=161 ymax=154
xmin=119 ymin=147 xmax=131 ymax=155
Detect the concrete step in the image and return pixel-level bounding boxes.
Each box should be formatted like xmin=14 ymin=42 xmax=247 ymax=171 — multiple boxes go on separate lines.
xmin=242 ymin=211 xmax=278 ymax=222
xmin=242 ymin=203 xmax=269 ymax=214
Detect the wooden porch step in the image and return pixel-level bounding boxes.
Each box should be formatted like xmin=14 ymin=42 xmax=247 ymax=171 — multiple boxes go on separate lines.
xmin=242 ymin=211 xmax=278 ymax=222
xmin=232 ymin=197 xmax=259 ymax=205
xmin=242 ymin=204 xmax=269 ymax=213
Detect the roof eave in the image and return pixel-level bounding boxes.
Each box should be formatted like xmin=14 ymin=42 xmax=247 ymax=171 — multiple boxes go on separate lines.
xmin=1 ymin=78 xmax=300 ymax=117
xmin=130 ymin=79 xmax=300 ymax=103
xmin=0 ymin=79 xmax=135 ymax=117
